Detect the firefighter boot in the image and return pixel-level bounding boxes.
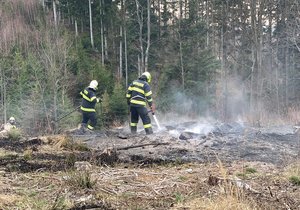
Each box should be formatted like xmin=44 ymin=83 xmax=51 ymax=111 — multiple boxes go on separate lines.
xmin=78 ymin=123 xmax=87 ymax=134
xmin=131 ymin=126 xmax=137 ymax=134
xmin=145 ymin=127 xmax=153 ymax=135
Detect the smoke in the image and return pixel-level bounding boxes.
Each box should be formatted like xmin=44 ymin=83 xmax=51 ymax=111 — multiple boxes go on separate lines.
xmin=222 ymin=77 xmax=249 ymax=121
xmin=154 ymin=76 xmax=250 ymax=133
xmin=185 ymin=122 xmax=215 ymax=135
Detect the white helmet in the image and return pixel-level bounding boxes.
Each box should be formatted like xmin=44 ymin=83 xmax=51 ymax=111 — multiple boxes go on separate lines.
xmin=9 ymin=117 xmax=15 ymax=124
xmin=140 ymin=72 xmax=152 ymax=83
xmin=89 ymin=80 xmax=98 ymax=90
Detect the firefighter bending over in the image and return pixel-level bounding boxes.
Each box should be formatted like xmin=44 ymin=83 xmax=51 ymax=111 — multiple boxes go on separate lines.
xmin=126 ymin=72 xmax=155 ymax=135
xmin=0 ymin=117 xmax=17 ymax=138
xmin=79 ymin=80 xmax=100 ymax=133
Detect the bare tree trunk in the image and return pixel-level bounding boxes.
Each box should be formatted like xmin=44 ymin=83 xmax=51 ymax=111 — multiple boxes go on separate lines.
xmin=41 ymin=0 xmax=45 ymax=11
xmin=124 ymin=0 xmax=129 ymax=87
xmin=250 ymin=46 xmax=255 ymax=118
xmin=138 ymin=55 xmax=141 ymax=76
xmin=136 ymin=0 xmax=144 ymax=72
xmin=221 ymin=25 xmax=228 ymax=121
xmin=257 ymin=0 xmax=264 ymax=121
xmin=0 ymin=67 xmax=7 ymax=124
xmin=75 ymin=20 xmax=78 ymax=37
xmin=104 ymin=26 xmax=108 ymax=59
xmin=119 ymin=25 xmax=123 ymax=80
xmin=179 ymin=0 xmax=185 ymax=89
xmin=145 ymin=0 xmax=151 ymax=72
xmin=88 ymin=0 xmax=94 ymax=49
xmin=250 ymin=0 xmax=259 ymax=122
xmin=100 ymin=0 xmax=104 ymax=65
xmin=53 ymin=0 xmax=58 ymax=29
xmin=205 ymin=0 xmax=209 ymax=48
xmin=81 ymin=19 xmax=84 ymax=33
xmin=158 ymin=0 xmax=161 ymax=39
xmin=285 ymin=42 xmax=289 ymax=110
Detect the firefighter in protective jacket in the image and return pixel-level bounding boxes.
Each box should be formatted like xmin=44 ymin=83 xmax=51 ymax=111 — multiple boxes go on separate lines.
xmin=79 ymin=80 xmax=100 ymax=132
xmin=126 ymin=72 xmax=154 ymax=135
xmin=0 ymin=117 xmax=17 ymax=138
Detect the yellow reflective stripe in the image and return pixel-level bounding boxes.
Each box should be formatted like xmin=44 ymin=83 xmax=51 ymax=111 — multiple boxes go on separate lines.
xmin=144 ymin=124 xmax=152 ymax=128
xmin=129 ymin=87 xmax=144 ymax=94
xmin=84 ymin=90 xmax=88 ymax=94
xmin=80 ymin=92 xmax=94 ymax=102
xmin=147 ymin=98 xmax=153 ymax=102
xmin=130 ymin=123 xmax=137 ymax=126
xmin=145 ymin=91 xmax=152 ymax=97
xmin=90 ymin=96 xmax=97 ymax=101
xmin=133 ymin=81 xmax=144 ymax=87
xmin=130 ymin=99 xmax=146 ymax=106
xmin=126 ymin=94 xmax=131 ymax=98
xmin=80 ymin=106 xmax=96 ymax=112
xmin=87 ymin=124 xmax=94 ymax=130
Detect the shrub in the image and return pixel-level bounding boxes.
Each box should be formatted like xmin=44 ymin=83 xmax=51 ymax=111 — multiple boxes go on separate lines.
xmin=8 ymin=128 xmax=22 ymax=140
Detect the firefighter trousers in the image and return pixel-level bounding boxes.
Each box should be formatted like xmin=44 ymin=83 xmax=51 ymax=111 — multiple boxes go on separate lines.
xmin=130 ymin=106 xmax=153 ymax=134
xmin=82 ymin=111 xmax=97 ymax=130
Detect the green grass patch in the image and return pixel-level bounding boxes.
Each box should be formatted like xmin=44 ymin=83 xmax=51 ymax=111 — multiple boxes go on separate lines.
xmin=66 ymin=171 xmax=96 ymax=189
xmin=174 ymin=192 xmax=184 ymax=203
xmin=289 ymin=176 xmax=300 ymax=185
xmin=245 ymin=167 xmax=257 ymax=174
xmin=236 ymin=173 xmax=247 ymax=179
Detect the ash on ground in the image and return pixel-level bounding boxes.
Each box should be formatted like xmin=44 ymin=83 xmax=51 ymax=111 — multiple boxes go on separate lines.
xmin=73 ymin=121 xmax=300 ymax=165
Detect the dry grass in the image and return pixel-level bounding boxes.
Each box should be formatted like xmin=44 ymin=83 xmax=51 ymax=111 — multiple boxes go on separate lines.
xmin=0 ymin=161 xmax=298 ymax=209
xmin=287 ymin=107 xmax=300 ymax=124
xmin=46 ymin=135 xmax=90 ymax=151
xmin=283 ymin=161 xmax=300 ymax=185
xmin=66 ymin=171 xmax=96 ymax=189
xmin=0 ymin=148 xmax=18 ymax=158
xmin=0 ymin=136 xmax=299 ymax=209
xmin=173 ymin=195 xmax=257 ymax=210
xmin=0 ymin=194 xmax=21 ymax=208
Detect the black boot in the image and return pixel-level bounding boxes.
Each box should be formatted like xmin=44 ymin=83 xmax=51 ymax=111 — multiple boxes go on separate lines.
xmin=145 ymin=127 xmax=153 ymax=135
xmin=78 ymin=123 xmax=87 ymax=134
xmin=131 ymin=126 xmax=137 ymax=134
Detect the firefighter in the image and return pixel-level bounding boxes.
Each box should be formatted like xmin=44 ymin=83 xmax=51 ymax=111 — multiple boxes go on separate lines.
xmin=0 ymin=117 xmax=17 ymax=138
xmin=126 ymin=72 xmax=154 ymax=135
xmin=79 ymin=80 xmax=100 ymax=133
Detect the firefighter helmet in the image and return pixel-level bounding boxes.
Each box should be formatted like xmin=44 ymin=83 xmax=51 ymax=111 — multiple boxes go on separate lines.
xmin=89 ymin=80 xmax=98 ymax=90
xmin=141 ymin=72 xmax=152 ymax=83
xmin=9 ymin=117 xmax=15 ymax=124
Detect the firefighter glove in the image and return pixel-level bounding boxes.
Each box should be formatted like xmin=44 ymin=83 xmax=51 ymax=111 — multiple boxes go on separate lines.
xmin=150 ymin=104 xmax=155 ymax=113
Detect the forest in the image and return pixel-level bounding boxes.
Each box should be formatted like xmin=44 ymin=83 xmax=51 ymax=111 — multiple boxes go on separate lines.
xmin=1 ymin=0 xmax=300 ymax=133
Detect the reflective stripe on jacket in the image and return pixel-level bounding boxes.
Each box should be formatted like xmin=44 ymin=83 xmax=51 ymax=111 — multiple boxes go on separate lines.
xmin=126 ymin=79 xmax=152 ymax=107
xmin=80 ymin=87 xmax=97 ymax=112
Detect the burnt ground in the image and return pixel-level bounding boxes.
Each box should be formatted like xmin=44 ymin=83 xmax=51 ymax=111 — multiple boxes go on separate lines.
xmin=0 ymin=121 xmax=300 ymax=209
xmin=83 ymin=121 xmax=300 ymax=165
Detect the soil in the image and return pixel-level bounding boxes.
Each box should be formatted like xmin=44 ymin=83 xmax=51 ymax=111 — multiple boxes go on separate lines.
xmin=0 ymin=121 xmax=300 ymax=209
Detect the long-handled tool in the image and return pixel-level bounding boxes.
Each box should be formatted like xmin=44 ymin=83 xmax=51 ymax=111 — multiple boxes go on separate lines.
xmin=150 ymin=111 xmax=162 ymax=130
xmin=54 ymin=105 xmax=81 ymax=123
xmin=50 ymin=105 xmax=81 ymax=134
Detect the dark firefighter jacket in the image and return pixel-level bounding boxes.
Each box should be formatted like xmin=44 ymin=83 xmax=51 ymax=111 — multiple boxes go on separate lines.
xmin=80 ymin=87 xmax=97 ymax=112
xmin=126 ymin=79 xmax=153 ymax=107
